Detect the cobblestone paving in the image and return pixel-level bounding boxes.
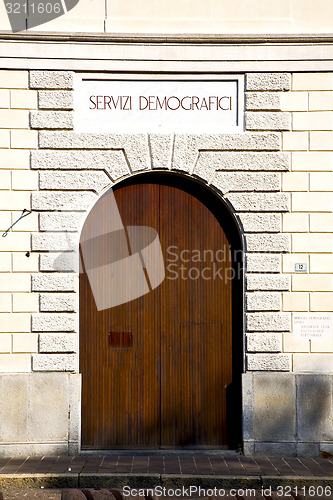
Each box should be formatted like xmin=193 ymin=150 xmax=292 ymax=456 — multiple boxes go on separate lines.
xmin=0 ymin=455 xmax=332 ymax=500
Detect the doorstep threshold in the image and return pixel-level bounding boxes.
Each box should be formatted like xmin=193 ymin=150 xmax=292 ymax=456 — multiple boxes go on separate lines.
xmin=80 ymin=449 xmax=239 ymax=456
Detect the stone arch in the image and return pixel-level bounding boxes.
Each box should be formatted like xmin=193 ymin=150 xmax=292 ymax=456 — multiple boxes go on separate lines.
xmin=78 ymin=169 xmax=244 ymax=449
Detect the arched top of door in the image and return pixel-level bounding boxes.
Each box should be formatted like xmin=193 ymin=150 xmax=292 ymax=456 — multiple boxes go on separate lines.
xmin=110 ymin=171 xmax=243 ymax=254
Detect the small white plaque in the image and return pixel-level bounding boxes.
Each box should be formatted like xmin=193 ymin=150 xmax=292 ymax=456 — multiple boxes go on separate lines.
xmin=293 ymin=313 xmax=333 ymax=340
xmin=74 ymin=78 xmax=243 ymax=133
xmin=295 ymin=263 xmax=307 ymax=272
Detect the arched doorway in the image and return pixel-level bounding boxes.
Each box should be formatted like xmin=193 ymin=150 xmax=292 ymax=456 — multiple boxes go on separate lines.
xmin=79 ymin=172 xmax=243 ymax=449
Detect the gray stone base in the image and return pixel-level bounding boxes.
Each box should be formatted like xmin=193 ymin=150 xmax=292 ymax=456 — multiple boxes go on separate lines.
xmin=0 ymin=373 xmax=81 ymax=457
xmin=243 ymin=372 xmax=333 ymax=457
xmin=0 ymin=371 xmax=332 ymax=457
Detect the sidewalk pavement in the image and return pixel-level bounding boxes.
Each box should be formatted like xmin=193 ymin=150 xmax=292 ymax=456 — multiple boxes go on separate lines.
xmin=0 ymin=453 xmax=332 ymax=491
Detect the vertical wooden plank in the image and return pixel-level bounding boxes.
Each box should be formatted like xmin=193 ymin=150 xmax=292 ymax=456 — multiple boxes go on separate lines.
xmin=160 ymin=182 xmax=233 ymax=447
xmin=160 ymin=183 xmax=191 ymax=447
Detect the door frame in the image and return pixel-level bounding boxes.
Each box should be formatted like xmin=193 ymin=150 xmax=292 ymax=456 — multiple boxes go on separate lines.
xmin=78 ymin=170 xmax=245 ymax=451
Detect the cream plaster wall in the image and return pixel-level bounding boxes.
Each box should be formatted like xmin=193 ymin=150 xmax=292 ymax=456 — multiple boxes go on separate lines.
xmin=1 ymin=0 xmax=333 ymax=34
xmin=281 ymin=73 xmax=333 ymax=370
xmin=0 ymin=70 xmax=39 ymax=372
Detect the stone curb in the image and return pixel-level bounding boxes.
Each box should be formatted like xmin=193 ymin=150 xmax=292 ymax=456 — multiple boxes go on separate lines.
xmin=0 ymin=473 xmax=78 ymax=488
xmin=160 ymin=475 xmax=261 ymax=489
xmin=0 ymin=473 xmax=332 ymax=489
xmin=79 ymin=474 xmax=160 ymax=488
xmin=261 ymin=475 xmax=333 ymax=489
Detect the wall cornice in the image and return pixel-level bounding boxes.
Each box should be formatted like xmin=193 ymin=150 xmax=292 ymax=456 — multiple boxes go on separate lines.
xmin=0 ymin=31 xmax=333 ymax=44
xmin=1 ymin=32 xmax=333 ymax=72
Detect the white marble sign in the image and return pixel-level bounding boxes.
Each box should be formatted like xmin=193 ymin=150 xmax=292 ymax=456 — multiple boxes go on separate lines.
xmin=74 ymin=78 xmax=243 ymax=133
xmin=293 ymin=313 xmax=333 ymax=340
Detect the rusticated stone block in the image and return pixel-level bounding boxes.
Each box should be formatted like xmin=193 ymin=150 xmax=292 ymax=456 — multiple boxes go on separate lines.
xmin=245 ymin=234 xmax=290 ymax=252
xmin=31 ymin=274 xmax=75 ymax=292
xmin=39 ymin=212 xmax=84 ymax=232
xmin=39 ymin=333 xmax=76 ymax=353
xmin=237 ymin=213 xmax=281 ymax=233
xmin=32 ymin=354 xmax=76 ymax=371
xmin=39 ymin=171 xmax=110 ymax=193
xmin=40 ymin=293 xmax=76 ymax=312
xmin=246 ymin=254 xmax=281 ymax=273
xmin=246 ymin=73 xmax=291 ymax=91
xmin=32 ymin=191 xmax=96 ymax=211
xmin=32 ymin=233 xmax=77 ymax=252
xmin=245 ymin=92 xmax=282 ymax=111
xmin=149 ymin=133 xmax=173 ymax=169
xmin=30 ymin=71 xmax=74 ymax=90
xmin=226 ymin=193 xmax=290 ymax=212
xmin=213 ymin=172 xmax=280 ymax=193
xmin=38 ymin=90 xmax=73 ymax=110
xmin=245 ymin=112 xmax=291 ymax=131
xmin=246 ymin=312 xmax=291 ymax=332
xmin=247 ymin=353 xmax=291 ymax=371
xmin=199 ymin=152 xmax=289 ymax=172
xmin=31 ymin=150 xmax=129 ymax=181
xmin=173 ymin=133 xmax=281 ymax=173
xmin=246 ymin=333 xmax=282 ymax=352
xmin=32 ymin=313 xmax=75 ymax=332
xmin=246 ymin=292 xmax=281 ymax=311
xmin=246 ymin=274 xmax=290 ymax=291
xmin=30 ymin=111 xmax=73 ymax=130
xmin=38 ymin=132 xmax=150 ymax=172
xmin=39 ymin=253 xmax=76 ymax=272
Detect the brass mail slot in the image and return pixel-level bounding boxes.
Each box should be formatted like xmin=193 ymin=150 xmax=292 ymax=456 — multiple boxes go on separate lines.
xmin=109 ymin=332 xmax=133 ymax=347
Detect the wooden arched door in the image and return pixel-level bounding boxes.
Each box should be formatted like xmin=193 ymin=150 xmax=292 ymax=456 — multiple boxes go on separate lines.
xmin=80 ymin=173 xmax=242 ymax=449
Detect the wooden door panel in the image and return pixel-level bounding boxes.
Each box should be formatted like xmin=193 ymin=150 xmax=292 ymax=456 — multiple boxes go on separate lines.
xmin=159 ymin=184 xmax=232 ymax=447
xmin=80 ymin=183 xmax=160 ymax=448
xmin=80 ymin=178 xmax=234 ymax=449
